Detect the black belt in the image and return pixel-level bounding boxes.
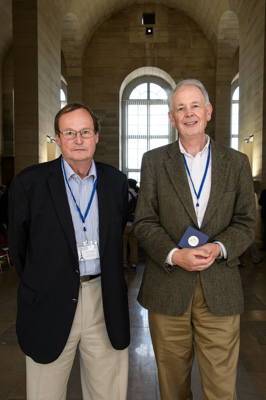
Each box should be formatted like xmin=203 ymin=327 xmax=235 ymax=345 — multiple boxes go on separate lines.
xmin=80 ymin=273 xmax=101 ymax=283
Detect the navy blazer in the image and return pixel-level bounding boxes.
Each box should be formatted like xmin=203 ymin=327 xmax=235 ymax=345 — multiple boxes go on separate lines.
xmin=8 ymin=157 xmax=130 ymax=363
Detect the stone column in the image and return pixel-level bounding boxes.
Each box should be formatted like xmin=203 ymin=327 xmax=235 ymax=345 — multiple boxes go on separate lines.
xmin=12 ymin=0 xmax=62 ymax=174
xmin=12 ymin=0 xmax=39 ymax=173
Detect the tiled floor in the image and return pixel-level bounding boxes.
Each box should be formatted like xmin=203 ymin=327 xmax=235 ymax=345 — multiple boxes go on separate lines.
xmin=0 ymin=244 xmax=266 ymax=399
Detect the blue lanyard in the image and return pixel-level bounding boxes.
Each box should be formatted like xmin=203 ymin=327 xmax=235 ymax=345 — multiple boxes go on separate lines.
xmin=183 ymin=143 xmax=211 ymax=210
xmin=61 ymin=158 xmax=98 ymax=243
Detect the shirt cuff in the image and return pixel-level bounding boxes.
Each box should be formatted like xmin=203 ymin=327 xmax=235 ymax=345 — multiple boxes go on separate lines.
xmin=213 ymin=241 xmax=227 ymax=259
xmin=165 ymin=248 xmax=179 ymax=266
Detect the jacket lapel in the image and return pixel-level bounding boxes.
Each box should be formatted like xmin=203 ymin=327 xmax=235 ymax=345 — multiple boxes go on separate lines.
xmin=165 ymin=139 xmax=230 ymax=230
xmin=201 ymin=140 xmax=230 ymax=228
xmin=95 ymin=163 xmax=109 ymax=260
xmin=47 ymin=157 xmax=78 ymax=263
xmin=165 ymin=141 xmax=198 ymax=227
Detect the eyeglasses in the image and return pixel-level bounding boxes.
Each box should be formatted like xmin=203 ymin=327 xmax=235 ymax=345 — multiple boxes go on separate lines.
xmin=59 ymin=129 xmax=95 ymax=140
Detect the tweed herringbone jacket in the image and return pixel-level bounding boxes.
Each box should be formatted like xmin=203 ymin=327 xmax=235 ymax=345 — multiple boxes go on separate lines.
xmin=134 ymin=139 xmax=256 ymax=317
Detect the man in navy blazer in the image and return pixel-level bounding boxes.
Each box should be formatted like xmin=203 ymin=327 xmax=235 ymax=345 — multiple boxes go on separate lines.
xmin=8 ymin=103 xmax=130 ymax=400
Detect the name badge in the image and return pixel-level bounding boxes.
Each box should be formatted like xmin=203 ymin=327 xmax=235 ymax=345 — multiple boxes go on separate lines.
xmin=77 ymin=240 xmax=99 ymax=261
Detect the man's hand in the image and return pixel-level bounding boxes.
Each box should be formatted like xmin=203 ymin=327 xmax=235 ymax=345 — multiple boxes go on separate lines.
xmin=171 ymin=243 xmax=220 ymax=272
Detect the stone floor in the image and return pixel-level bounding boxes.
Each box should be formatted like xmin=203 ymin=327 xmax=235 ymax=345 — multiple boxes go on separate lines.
xmin=0 ymin=244 xmax=266 ymax=399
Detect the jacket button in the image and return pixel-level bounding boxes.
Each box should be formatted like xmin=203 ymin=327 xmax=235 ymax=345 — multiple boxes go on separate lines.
xmin=72 ymin=298 xmax=78 ymax=303
xmin=75 ymin=270 xmax=79 ymax=274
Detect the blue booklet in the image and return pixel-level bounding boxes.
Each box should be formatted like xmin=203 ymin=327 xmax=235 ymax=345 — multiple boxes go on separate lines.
xmin=178 ymin=226 xmax=209 ymax=249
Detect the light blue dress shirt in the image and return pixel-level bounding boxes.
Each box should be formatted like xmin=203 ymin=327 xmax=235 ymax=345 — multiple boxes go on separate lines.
xmin=62 ymin=158 xmax=101 ymax=276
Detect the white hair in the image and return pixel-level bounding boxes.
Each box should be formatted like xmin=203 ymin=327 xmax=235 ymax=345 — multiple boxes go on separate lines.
xmin=168 ymin=79 xmax=210 ymax=111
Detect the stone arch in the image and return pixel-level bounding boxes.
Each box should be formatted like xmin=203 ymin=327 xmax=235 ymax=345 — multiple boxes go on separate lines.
xmin=120 ymin=67 xmax=176 ymax=100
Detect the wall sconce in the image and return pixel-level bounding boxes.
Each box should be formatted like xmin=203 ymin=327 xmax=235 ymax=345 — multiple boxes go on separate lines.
xmin=244 ymin=135 xmax=254 ymax=143
xmin=47 ymin=135 xmax=56 ymax=143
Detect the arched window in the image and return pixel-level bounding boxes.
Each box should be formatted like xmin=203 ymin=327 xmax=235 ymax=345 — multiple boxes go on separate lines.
xmin=122 ymin=77 xmax=175 ymax=183
xmin=231 ymin=78 xmax=239 ymax=150
xmin=60 ymin=89 xmax=67 ymax=109
xmin=61 ymin=76 xmax=68 ymax=109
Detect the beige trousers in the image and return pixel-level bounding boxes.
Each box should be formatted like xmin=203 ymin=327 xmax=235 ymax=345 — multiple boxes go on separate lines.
xmin=149 ymin=274 xmax=240 ymax=400
xmin=26 ymin=277 xmax=129 ymax=400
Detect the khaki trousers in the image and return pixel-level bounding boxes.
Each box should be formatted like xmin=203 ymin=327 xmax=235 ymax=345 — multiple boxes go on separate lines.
xmin=149 ymin=274 xmax=240 ymax=400
xmin=26 ymin=277 xmax=128 ymax=400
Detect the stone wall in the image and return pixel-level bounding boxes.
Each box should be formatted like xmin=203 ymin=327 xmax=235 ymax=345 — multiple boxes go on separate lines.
xmin=238 ymin=0 xmax=265 ymax=182
xmin=0 ymin=0 xmax=12 ymax=162
xmin=12 ymin=0 xmax=62 ymax=173
xmin=82 ymin=4 xmax=215 ymax=168
xmin=37 ymin=0 xmax=62 ymax=163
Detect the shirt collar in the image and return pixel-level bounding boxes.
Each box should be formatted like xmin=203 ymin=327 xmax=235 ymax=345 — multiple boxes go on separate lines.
xmin=179 ymin=134 xmax=210 ymax=158
xmin=62 ymin=157 xmax=97 ymax=182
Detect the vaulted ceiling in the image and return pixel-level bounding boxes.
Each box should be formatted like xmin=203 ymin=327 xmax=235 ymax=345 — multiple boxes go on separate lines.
xmin=0 ymin=0 xmax=241 ymax=67
xmin=59 ymin=0 xmax=241 ymax=58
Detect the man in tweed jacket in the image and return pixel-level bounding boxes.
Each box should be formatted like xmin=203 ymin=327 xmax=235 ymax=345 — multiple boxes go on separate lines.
xmin=133 ymin=79 xmax=256 ymax=400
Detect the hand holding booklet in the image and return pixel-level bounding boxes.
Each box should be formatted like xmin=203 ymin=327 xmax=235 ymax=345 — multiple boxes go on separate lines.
xmin=178 ymin=226 xmax=209 ymax=249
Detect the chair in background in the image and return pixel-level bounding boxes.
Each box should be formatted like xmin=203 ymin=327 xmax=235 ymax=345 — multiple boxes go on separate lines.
xmin=0 ymin=243 xmax=12 ymax=273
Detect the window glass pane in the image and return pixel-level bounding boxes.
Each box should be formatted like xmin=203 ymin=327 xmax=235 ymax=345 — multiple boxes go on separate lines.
xmin=124 ymin=80 xmax=172 ymax=179
xmin=128 ymin=138 xmax=147 ymax=169
xmin=231 ymin=85 xmax=239 ymax=150
xmin=150 ymin=83 xmax=168 ymax=100
xmin=129 ymin=83 xmax=148 ymax=99
xmin=150 ymin=104 xmax=169 ymax=136
xmin=231 ymin=103 xmax=239 ymax=135
xmin=231 ymin=137 xmax=238 ymax=150
xmin=128 ymin=105 xmax=147 ymax=136
xmin=232 ymin=87 xmax=239 ymax=101
xmin=128 ymin=172 xmax=140 ymax=186
xmin=60 ymin=89 xmax=67 ymax=109
xmin=60 ymin=89 xmax=66 ymax=101
xmin=150 ymin=138 xmax=168 ymax=150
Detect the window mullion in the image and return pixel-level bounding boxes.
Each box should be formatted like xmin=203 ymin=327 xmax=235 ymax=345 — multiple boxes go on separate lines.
xmin=147 ymin=101 xmax=150 ymax=151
